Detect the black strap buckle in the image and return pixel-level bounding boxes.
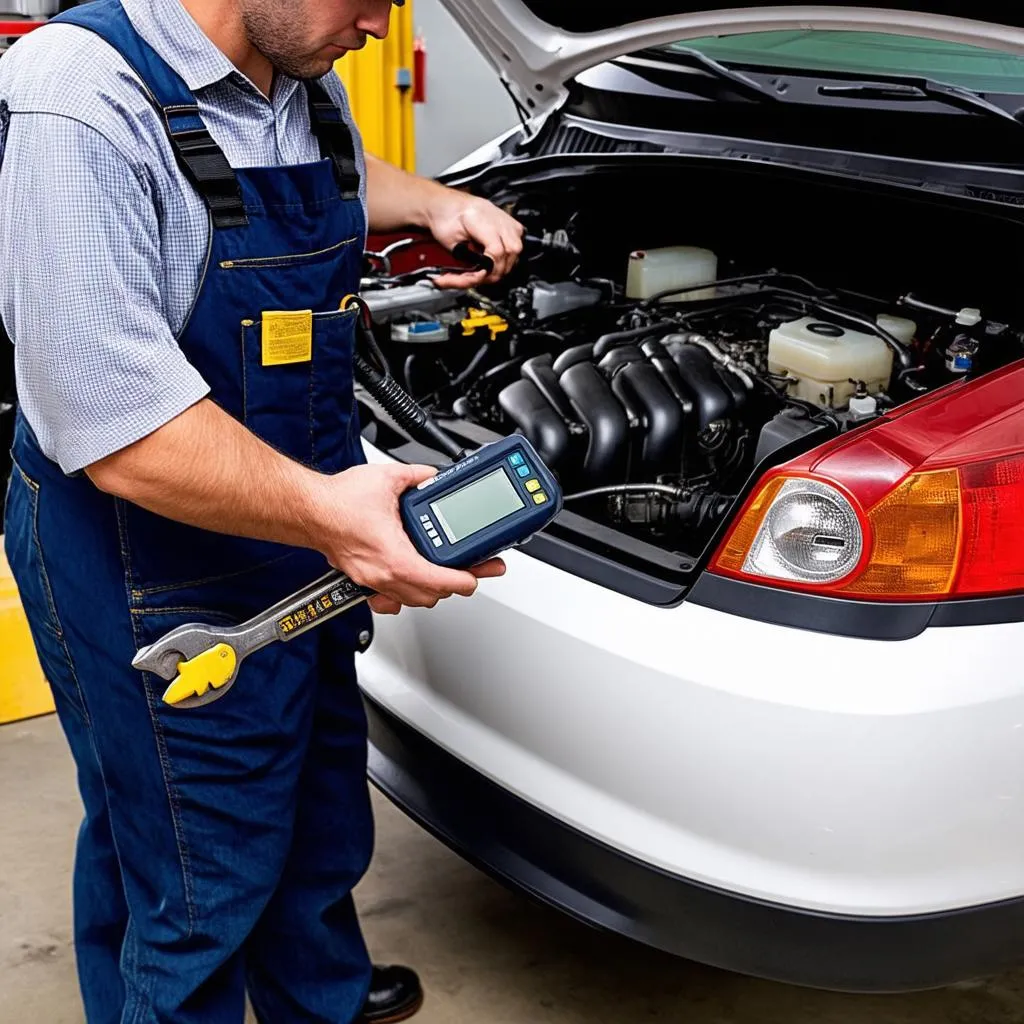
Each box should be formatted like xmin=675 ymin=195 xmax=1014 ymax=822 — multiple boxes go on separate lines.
xmin=164 ymin=105 xmax=248 ymax=229
xmin=306 ymin=86 xmax=361 ymax=201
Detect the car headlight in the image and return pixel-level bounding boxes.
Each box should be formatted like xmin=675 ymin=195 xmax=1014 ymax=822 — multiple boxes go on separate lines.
xmin=742 ymin=479 xmax=863 ymax=584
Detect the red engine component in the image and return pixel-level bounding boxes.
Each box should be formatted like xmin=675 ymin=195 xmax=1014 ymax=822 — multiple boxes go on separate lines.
xmin=365 ymin=230 xmax=475 ymax=277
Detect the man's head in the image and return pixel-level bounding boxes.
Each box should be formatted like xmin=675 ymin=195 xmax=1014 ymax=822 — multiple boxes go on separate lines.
xmin=239 ymin=0 xmax=398 ymax=81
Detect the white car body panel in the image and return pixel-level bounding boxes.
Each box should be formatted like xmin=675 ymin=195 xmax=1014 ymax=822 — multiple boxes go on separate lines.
xmin=358 ymin=443 xmax=1024 ymax=917
xmin=440 ymin=1 xmax=1024 ymax=121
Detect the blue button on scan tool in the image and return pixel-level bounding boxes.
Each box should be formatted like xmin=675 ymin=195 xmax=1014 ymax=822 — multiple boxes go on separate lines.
xmin=508 ymin=453 xmax=524 ymax=467
xmin=516 ymin=465 xmax=531 ymax=478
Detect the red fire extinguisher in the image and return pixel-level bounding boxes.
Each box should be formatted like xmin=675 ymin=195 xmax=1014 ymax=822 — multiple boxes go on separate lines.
xmin=412 ymin=33 xmax=426 ymax=104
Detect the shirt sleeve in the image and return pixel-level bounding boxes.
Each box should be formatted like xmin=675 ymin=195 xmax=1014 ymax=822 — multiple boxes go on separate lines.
xmin=0 ymin=111 xmax=211 ymax=475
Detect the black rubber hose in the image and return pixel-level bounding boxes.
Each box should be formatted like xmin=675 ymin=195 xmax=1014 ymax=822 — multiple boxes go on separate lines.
xmin=353 ymin=351 xmax=464 ymax=461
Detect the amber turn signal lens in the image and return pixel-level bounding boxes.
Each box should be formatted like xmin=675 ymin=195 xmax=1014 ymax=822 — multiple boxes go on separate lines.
xmin=839 ymin=469 xmax=961 ymax=598
xmin=714 ymin=477 xmax=785 ymax=574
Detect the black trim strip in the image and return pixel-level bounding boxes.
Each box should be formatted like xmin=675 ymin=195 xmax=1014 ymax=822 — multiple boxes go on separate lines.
xmin=930 ymin=592 xmax=1024 ymax=628
xmin=686 ymin=572 xmax=1024 ymax=638
xmin=686 ymin=572 xmax=935 ymax=640
xmin=365 ymin=694 xmax=1024 ymax=993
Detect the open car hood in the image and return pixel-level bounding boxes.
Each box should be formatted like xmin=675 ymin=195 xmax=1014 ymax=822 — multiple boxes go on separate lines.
xmin=440 ymin=2 xmax=1024 ymax=121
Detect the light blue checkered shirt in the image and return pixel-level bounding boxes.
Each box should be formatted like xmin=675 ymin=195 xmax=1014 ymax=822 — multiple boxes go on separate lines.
xmin=0 ymin=0 xmax=367 ymax=474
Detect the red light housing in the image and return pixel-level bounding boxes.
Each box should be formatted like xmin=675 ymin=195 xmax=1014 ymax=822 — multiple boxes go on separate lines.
xmin=711 ymin=361 xmax=1024 ymax=602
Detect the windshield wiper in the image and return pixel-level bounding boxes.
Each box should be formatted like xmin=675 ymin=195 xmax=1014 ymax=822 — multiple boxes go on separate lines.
xmin=632 ymin=46 xmax=782 ymax=104
xmin=818 ymin=79 xmax=1024 ymax=134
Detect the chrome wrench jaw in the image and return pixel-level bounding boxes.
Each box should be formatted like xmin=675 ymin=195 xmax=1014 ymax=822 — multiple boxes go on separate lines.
xmin=132 ymin=623 xmax=238 ymax=679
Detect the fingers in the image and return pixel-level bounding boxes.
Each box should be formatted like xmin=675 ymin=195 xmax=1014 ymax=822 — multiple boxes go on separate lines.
xmin=469 ymin=557 xmax=506 ymax=579
xmin=429 ymin=270 xmax=489 ymax=290
xmin=397 ymin=463 xmax=439 ymax=489
xmin=487 ymin=222 xmax=524 ymax=283
xmin=439 ymin=204 xmax=524 ymax=287
xmin=357 ymin=543 xmax=481 ymax=607
xmin=368 ymin=595 xmax=402 ymax=615
xmin=472 ymin=228 xmax=522 ymax=285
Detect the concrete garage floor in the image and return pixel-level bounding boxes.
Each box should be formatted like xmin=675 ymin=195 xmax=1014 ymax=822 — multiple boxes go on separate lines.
xmin=3 ymin=716 xmax=1024 ymax=1024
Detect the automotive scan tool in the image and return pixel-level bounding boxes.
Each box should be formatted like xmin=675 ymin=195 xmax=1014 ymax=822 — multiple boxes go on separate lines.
xmin=132 ymin=294 xmax=562 ymax=710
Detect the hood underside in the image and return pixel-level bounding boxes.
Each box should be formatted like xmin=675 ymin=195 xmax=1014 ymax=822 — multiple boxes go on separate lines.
xmin=519 ymin=2 xmax=1024 ymax=33
xmin=440 ymin=2 xmax=1024 ymax=120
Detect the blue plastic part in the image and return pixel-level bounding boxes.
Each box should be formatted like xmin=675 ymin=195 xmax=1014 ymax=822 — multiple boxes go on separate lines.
xmin=399 ymin=435 xmax=562 ymax=569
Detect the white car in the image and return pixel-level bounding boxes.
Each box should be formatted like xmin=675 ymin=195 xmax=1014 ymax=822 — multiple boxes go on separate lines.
xmin=2 ymin=0 xmax=1022 ymax=998
xmin=367 ymin=2 xmax=1024 ymax=993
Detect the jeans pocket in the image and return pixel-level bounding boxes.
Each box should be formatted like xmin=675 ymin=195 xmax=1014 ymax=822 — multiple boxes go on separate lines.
xmin=3 ymin=459 xmax=89 ymax=723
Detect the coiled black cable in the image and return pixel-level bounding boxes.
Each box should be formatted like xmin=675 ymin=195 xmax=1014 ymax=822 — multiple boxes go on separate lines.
xmin=346 ymin=296 xmax=466 ymax=462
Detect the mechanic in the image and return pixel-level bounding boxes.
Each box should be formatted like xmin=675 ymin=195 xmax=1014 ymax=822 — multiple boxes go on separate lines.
xmin=0 ymin=0 xmax=522 ymax=1021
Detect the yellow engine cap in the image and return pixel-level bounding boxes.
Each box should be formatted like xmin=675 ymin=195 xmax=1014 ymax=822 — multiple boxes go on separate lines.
xmin=460 ymin=308 xmax=508 ymax=342
xmin=162 ymin=643 xmax=237 ymax=706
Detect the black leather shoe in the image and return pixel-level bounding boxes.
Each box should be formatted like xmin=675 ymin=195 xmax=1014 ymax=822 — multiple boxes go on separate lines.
xmin=357 ymin=964 xmax=423 ymax=1023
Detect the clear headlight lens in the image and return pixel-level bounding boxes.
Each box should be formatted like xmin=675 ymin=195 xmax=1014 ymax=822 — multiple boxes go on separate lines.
xmin=742 ymin=479 xmax=863 ymax=584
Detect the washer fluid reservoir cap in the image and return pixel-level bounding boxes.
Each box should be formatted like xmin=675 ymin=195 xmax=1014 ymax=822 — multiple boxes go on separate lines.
xmin=956 ymin=307 xmax=982 ymax=327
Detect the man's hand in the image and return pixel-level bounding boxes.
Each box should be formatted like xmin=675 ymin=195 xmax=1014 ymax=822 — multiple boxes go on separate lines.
xmin=425 ymin=191 xmax=524 ymax=290
xmin=312 ymin=462 xmax=506 ymax=616
xmin=364 ymin=154 xmax=524 ymax=289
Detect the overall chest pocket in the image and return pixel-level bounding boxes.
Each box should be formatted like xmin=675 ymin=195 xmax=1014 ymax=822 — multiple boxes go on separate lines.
xmin=241 ymin=306 xmax=360 ymax=471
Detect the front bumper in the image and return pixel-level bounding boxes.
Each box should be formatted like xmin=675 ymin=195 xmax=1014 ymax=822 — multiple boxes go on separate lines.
xmin=366 ymin=694 xmax=1024 ymax=992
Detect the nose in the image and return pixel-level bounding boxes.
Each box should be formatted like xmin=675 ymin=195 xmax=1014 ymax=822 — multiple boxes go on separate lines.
xmin=356 ymin=2 xmax=392 ymax=40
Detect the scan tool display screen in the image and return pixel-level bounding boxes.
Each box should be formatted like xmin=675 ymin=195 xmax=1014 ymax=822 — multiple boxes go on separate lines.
xmin=430 ymin=468 xmax=526 ymax=544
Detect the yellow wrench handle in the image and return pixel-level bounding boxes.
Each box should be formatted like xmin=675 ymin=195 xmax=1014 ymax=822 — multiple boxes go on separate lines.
xmin=162 ymin=643 xmax=238 ymax=707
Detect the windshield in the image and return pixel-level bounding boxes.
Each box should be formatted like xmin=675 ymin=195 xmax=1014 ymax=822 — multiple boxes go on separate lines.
xmin=659 ymin=31 xmax=1024 ymax=95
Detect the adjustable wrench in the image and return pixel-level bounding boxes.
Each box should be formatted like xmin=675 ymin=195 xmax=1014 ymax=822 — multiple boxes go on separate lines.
xmin=131 ymin=570 xmax=371 ymax=709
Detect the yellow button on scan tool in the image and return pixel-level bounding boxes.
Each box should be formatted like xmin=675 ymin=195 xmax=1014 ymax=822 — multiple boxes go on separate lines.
xmin=525 ymin=479 xmax=541 ymax=493
xmin=533 ymin=492 xmax=548 ymax=504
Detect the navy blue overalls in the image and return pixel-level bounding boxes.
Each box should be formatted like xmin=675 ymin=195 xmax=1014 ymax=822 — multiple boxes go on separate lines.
xmin=3 ymin=3 xmax=378 ymax=1021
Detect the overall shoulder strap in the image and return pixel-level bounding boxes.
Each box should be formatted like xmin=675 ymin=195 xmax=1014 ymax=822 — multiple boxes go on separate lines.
xmin=305 ymin=79 xmax=361 ymax=202
xmin=51 ymin=0 xmax=247 ymax=229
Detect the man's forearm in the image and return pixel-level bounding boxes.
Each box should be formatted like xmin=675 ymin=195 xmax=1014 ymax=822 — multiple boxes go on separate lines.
xmin=83 ymin=397 xmax=495 ymax=612
xmin=85 ymin=398 xmax=328 ymax=552
xmin=364 ymin=152 xmax=448 ymax=232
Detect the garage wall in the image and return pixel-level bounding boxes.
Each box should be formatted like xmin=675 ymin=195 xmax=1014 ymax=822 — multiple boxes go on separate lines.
xmin=412 ymin=0 xmax=518 ymax=177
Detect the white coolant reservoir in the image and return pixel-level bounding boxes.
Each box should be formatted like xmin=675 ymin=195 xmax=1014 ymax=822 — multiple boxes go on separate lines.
xmin=876 ymin=313 xmax=917 ymax=347
xmin=767 ymin=317 xmax=894 ymax=409
xmin=625 ymin=246 xmax=717 ymax=302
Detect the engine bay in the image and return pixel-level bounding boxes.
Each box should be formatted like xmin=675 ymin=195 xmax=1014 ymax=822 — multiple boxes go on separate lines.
xmin=358 ymin=165 xmax=1024 ymax=576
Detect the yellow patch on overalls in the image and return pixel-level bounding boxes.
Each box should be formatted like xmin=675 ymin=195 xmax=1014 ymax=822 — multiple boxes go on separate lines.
xmin=261 ymin=310 xmax=313 ymax=366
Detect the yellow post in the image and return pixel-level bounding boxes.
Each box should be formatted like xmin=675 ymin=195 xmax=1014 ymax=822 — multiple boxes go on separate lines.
xmin=0 ymin=547 xmax=54 ymax=724
xmin=333 ymin=0 xmax=416 ymax=172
